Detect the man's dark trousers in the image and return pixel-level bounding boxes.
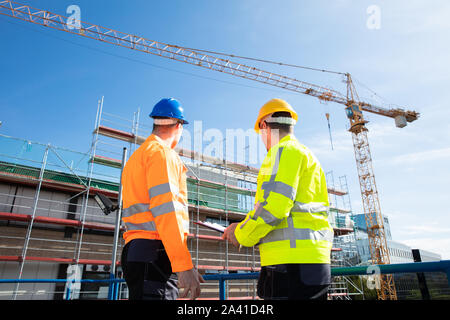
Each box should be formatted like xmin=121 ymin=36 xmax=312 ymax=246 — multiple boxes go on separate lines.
xmin=257 ymin=263 xmax=330 ymax=300
xmin=121 ymin=239 xmax=178 ymax=300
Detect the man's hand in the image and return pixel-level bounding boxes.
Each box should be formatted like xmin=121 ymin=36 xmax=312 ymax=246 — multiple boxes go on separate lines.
xmin=222 ymin=222 xmax=240 ymax=247
xmin=177 ymin=268 xmax=205 ymax=300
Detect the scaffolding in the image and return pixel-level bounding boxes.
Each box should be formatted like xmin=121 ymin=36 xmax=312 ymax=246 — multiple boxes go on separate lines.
xmin=326 ymin=171 xmax=363 ymax=300
xmin=0 ymin=98 xmax=361 ymax=300
xmin=0 ymin=133 xmax=119 ymax=299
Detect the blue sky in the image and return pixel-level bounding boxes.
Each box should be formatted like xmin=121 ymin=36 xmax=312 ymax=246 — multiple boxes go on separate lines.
xmin=1 ymin=0 xmax=450 ymax=258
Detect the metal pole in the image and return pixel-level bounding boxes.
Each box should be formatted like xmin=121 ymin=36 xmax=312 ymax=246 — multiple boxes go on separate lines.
xmin=134 ymin=107 xmax=140 ymax=154
xmin=108 ymin=147 xmax=127 ymax=300
xmin=223 ymin=138 xmax=229 ymax=300
xmin=13 ymin=143 xmax=50 ymax=300
xmin=195 ymin=168 xmax=200 ymax=266
xmin=184 ymin=162 xmax=201 ymax=267
xmin=73 ymin=97 xmax=104 ymax=264
xmin=219 ymin=277 xmax=226 ymax=300
xmin=65 ymin=284 xmax=72 ymax=301
xmin=412 ymin=249 xmax=431 ymax=300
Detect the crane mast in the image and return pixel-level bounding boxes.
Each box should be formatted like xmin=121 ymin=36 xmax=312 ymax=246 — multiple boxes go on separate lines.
xmin=1 ymin=0 xmax=420 ymax=300
xmin=345 ymin=74 xmax=397 ymax=299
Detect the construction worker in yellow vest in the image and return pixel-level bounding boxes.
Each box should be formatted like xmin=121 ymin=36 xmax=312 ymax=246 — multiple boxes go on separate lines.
xmin=223 ymin=98 xmax=333 ymax=300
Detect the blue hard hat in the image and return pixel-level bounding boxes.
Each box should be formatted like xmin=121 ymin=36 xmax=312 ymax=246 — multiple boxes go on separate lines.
xmin=149 ymin=98 xmax=189 ymax=124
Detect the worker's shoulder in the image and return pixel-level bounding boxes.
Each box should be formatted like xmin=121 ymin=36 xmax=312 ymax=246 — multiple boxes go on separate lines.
xmin=282 ymin=137 xmax=312 ymax=157
xmin=142 ymin=139 xmax=167 ymax=158
xmin=282 ymin=137 xmax=322 ymax=167
xmin=143 ymin=138 xmax=180 ymax=162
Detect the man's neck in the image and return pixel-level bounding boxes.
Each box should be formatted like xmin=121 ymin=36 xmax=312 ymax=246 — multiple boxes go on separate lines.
xmin=153 ymin=132 xmax=176 ymax=149
xmin=267 ymin=132 xmax=290 ymax=150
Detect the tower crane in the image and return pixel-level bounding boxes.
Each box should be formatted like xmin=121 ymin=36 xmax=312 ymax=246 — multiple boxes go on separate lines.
xmin=0 ymin=0 xmax=421 ymax=300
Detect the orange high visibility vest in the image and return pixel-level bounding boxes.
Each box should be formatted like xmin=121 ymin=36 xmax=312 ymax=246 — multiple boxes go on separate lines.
xmin=121 ymin=134 xmax=193 ymax=272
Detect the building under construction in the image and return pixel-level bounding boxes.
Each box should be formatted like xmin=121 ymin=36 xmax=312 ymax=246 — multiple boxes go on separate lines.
xmin=0 ymin=102 xmax=359 ymax=300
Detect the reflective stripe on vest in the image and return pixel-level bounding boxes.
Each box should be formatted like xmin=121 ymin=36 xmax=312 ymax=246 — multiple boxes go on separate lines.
xmin=123 ymin=200 xmax=187 ymax=230
xmin=261 ymin=180 xmax=296 ymax=201
xmin=122 ymin=203 xmax=149 ymax=218
xmin=148 ymin=182 xmax=179 ymax=199
xmin=151 ymin=200 xmax=187 ymax=217
xmin=260 ymin=216 xmax=333 ymax=248
xmin=147 ymin=182 xmax=186 ymax=218
xmin=125 ymin=220 xmax=157 ymax=231
xmin=251 ymin=201 xmax=284 ymax=226
xmin=123 ymin=203 xmax=153 ymax=232
xmin=261 ymin=147 xmax=287 ymax=200
xmin=291 ymin=201 xmax=329 ymax=216
xmin=251 ymin=199 xmax=329 ymax=226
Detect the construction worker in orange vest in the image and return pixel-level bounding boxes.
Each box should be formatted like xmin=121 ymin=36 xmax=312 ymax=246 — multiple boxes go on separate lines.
xmin=120 ymin=98 xmax=204 ymax=300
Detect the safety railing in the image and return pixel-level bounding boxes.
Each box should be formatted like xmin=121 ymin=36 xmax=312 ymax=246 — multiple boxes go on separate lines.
xmin=1 ymin=260 xmax=449 ymax=300
xmin=332 ymin=260 xmax=450 ymax=282
xmin=202 ymin=272 xmax=259 ymax=300
xmin=204 ymin=260 xmax=450 ymax=300
xmin=0 ymin=278 xmax=124 ymax=300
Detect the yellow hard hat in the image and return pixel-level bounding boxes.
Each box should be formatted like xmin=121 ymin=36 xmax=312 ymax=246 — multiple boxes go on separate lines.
xmin=254 ymin=98 xmax=298 ymax=133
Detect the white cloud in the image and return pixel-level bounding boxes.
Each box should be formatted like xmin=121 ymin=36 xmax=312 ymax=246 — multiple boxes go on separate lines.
xmin=399 ymin=225 xmax=450 ymax=236
xmin=391 ymin=147 xmax=450 ymax=165
xmin=388 ymin=1 xmax=450 ymax=35
xmin=391 ymin=219 xmax=450 ymax=259
xmin=401 ymin=237 xmax=450 ymax=259
xmin=365 ymin=120 xmax=420 ymax=147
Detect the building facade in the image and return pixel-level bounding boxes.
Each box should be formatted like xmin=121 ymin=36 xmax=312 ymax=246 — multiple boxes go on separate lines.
xmin=352 ymin=213 xmax=441 ymax=265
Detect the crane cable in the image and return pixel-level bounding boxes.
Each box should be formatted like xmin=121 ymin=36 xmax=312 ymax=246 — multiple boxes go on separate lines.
xmin=325 ymin=113 xmax=334 ymax=151
xmin=173 ymin=45 xmax=347 ymax=75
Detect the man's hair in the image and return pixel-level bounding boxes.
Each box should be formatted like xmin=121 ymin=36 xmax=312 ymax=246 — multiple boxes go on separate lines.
xmin=265 ymin=111 xmax=294 ymax=134
xmin=152 ymin=116 xmax=181 ymax=133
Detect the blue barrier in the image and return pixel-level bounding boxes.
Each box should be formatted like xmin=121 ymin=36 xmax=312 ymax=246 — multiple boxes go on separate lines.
xmin=202 ymin=273 xmax=259 ymax=300
xmin=1 ymin=260 xmax=449 ymax=300
xmin=332 ymin=260 xmax=450 ymax=286
xmin=201 ymin=260 xmax=450 ymax=300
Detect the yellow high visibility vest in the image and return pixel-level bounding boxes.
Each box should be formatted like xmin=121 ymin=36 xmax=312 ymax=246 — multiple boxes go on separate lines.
xmin=235 ymin=134 xmax=333 ymax=265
